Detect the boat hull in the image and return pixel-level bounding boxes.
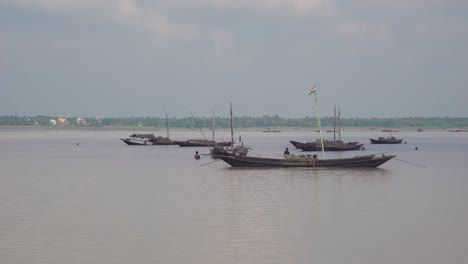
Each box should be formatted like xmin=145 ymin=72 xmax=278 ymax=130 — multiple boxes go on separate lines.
xmin=121 ymin=138 xmax=150 ymax=145
xmin=369 ymin=138 xmax=403 ymax=144
xmin=289 ymin=140 xmax=364 ymax=151
xmin=176 ymin=141 xmax=232 ymax=147
xmin=214 ymin=154 xmax=395 ymax=168
xmin=151 ymin=141 xmax=178 ymax=145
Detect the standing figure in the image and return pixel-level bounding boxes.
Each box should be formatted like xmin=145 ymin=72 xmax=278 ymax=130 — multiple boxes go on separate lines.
xmin=309 ymin=154 xmax=318 ymax=168
xmin=194 ymin=151 xmax=201 ymax=160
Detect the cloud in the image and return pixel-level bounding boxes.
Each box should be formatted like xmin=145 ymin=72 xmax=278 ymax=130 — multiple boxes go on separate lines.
xmin=192 ymin=0 xmax=335 ymax=14
xmin=6 ymin=0 xmax=236 ymax=61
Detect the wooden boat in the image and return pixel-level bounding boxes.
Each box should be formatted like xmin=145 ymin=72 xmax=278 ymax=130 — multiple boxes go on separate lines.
xmin=214 ymin=153 xmax=395 ymax=168
xmin=369 ymin=137 xmax=403 ymax=144
xmin=180 ymin=110 xmax=232 ymax=147
xmin=370 ymin=118 xmax=403 ymax=144
xmin=291 ymin=106 xmax=363 ymax=151
xmin=211 ymin=145 xmax=249 ymax=157
xmin=290 ymin=140 xmax=363 ymax=151
xmin=215 ymin=89 xmax=396 ymax=169
xmin=175 ymin=139 xmax=231 ymax=147
xmin=121 ymin=137 xmax=151 ymax=145
xmin=151 ymin=136 xmax=178 ymax=145
xmin=120 ymin=112 xmax=177 ymax=145
xmin=121 ymin=134 xmax=177 ymax=145
xmin=210 ymin=103 xmax=250 ymax=157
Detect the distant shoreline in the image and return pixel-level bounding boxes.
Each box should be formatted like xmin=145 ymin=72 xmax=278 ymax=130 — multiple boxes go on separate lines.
xmin=0 ymin=125 xmax=452 ymax=132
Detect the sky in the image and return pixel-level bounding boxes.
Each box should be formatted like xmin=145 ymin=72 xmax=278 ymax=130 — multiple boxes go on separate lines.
xmin=1 ymin=0 xmax=467 ymax=118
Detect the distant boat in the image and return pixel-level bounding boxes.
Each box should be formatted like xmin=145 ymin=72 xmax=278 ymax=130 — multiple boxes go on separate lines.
xmin=370 ymin=118 xmax=403 ymax=144
xmin=290 ymin=139 xmax=363 ymax=151
xmin=120 ymin=111 xmax=177 ymax=145
xmin=121 ymin=134 xmax=177 ymax=145
xmin=210 ymin=102 xmax=250 ymax=157
xmin=291 ymin=106 xmax=363 ymax=151
xmin=177 ymin=111 xmax=231 ymax=147
xmin=448 ymin=128 xmax=468 ymax=132
xmin=175 ymin=139 xmax=231 ymax=147
xmin=369 ymin=137 xmax=403 ymax=144
xmin=262 ymin=128 xmax=281 ymax=133
xmin=121 ymin=134 xmax=154 ymax=145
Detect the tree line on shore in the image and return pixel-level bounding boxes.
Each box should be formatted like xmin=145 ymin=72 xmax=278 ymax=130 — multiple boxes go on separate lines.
xmin=1 ymin=115 xmax=467 ymax=129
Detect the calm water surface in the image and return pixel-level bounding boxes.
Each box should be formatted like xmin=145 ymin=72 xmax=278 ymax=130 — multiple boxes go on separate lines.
xmin=1 ymin=129 xmax=468 ymax=264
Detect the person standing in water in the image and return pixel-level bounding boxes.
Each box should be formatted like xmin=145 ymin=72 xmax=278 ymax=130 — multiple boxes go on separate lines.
xmin=194 ymin=151 xmax=200 ymax=160
xmin=283 ymin=148 xmax=290 ymax=155
xmin=309 ymin=154 xmax=318 ymax=168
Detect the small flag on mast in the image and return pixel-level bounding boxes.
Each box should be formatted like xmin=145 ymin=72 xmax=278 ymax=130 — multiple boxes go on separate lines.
xmin=307 ymin=86 xmax=317 ymax=95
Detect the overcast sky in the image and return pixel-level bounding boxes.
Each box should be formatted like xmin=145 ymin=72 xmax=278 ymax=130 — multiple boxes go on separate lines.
xmin=1 ymin=0 xmax=467 ymax=118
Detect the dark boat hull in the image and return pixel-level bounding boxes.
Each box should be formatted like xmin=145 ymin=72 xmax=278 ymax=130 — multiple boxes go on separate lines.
xmin=121 ymin=138 xmax=150 ymax=145
xmin=214 ymin=154 xmax=395 ymax=168
xmin=369 ymin=138 xmax=403 ymax=144
xmin=289 ymin=140 xmax=364 ymax=151
xmin=176 ymin=141 xmax=232 ymax=147
xmin=151 ymin=141 xmax=178 ymax=145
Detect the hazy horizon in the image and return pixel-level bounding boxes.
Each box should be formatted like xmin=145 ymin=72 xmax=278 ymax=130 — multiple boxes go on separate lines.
xmin=1 ymin=1 xmax=467 ymax=118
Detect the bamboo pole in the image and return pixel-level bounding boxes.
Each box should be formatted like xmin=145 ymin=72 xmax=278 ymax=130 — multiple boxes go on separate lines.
xmin=314 ymin=93 xmax=325 ymax=158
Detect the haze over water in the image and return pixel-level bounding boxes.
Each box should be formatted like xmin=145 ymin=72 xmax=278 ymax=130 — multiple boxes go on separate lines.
xmin=1 ymin=129 xmax=467 ymax=264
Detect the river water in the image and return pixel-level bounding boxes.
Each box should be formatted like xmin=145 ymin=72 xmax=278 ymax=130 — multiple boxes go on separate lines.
xmin=1 ymin=129 xmax=467 ymax=264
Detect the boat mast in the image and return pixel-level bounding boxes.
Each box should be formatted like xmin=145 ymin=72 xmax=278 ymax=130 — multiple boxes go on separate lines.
xmin=333 ymin=105 xmax=336 ymax=142
xmin=230 ymin=102 xmax=234 ymax=148
xmin=338 ymin=107 xmax=341 ymax=141
xmin=164 ymin=110 xmax=169 ymax=138
xmin=212 ymin=110 xmax=215 ymax=141
xmin=314 ymin=92 xmax=325 ymax=157
xmin=390 ymin=118 xmax=393 ymax=137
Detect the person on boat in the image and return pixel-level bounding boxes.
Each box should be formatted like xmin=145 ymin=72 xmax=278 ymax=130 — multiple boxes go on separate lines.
xmin=309 ymin=154 xmax=318 ymax=168
xmin=194 ymin=151 xmax=200 ymax=160
xmin=283 ymin=148 xmax=290 ymax=156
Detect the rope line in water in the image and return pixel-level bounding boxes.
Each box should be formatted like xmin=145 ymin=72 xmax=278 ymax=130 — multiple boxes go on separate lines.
xmin=394 ymin=158 xmax=426 ymax=168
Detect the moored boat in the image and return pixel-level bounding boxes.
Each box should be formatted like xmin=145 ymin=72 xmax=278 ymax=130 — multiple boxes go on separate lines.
xmin=175 ymin=139 xmax=231 ymax=147
xmin=370 ymin=118 xmax=403 ymax=144
xmin=121 ymin=133 xmax=177 ymax=145
xmin=290 ymin=140 xmax=363 ymax=151
xmin=369 ymin=137 xmax=403 ymax=144
xmin=214 ymin=153 xmax=395 ymax=168
xmin=291 ymin=106 xmax=363 ymax=152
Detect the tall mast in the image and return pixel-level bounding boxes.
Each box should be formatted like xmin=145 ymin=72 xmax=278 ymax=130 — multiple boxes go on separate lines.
xmin=164 ymin=110 xmax=169 ymax=138
xmin=230 ymin=102 xmax=234 ymax=148
xmin=314 ymin=93 xmax=325 ymax=158
xmin=390 ymin=118 xmax=393 ymax=137
xmin=338 ymin=107 xmax=341 ymax=140
xmin=333 ymin=105 xmax=336 ymax=142
xmin=212 ymin=110 xmax=215 ymax=141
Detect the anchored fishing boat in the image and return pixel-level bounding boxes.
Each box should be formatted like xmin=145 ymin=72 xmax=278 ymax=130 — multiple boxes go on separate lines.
xmin=370 ymin=118 xmax=403 ymax=144
xmin=291 ymin=105 xmax=363 ymax=151
xmin=120 ymin=111 xmax=177 ymax=145
xmin=214 ymin=153 xmax=395 ymax=168
xmin=210 ymin=102 xmax=250 ymax=157
xmin=216 ymin=85 xmax=395 ymax=168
